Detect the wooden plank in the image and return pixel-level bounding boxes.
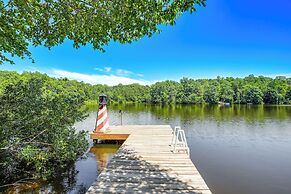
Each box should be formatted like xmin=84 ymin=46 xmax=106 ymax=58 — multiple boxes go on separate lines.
xmin=87 ymin=125 xmax=212 ymax=194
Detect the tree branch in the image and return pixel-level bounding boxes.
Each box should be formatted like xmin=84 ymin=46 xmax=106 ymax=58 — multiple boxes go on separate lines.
xmin=0 ymin=178 xmax=35 ymax=188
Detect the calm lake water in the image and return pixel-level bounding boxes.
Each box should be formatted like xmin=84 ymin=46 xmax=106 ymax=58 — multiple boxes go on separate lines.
xmin=5 ymin=104 xmax=291 ymax=194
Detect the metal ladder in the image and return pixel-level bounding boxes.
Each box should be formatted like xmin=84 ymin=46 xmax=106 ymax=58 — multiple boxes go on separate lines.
xmin=171 ymin=126 xmax=190 ymax=156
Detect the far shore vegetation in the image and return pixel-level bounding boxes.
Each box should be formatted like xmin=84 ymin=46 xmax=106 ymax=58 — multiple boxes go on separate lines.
xmin=1 ymin=71 xmax=291 ymax=106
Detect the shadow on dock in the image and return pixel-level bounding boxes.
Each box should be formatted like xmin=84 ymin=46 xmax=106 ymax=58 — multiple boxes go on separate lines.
xmin=87 ymin=146 xmax=206 ymax=194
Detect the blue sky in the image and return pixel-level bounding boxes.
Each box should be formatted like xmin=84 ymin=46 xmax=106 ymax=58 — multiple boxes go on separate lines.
xmin=1 ymin=0 xmax=291 ymax=85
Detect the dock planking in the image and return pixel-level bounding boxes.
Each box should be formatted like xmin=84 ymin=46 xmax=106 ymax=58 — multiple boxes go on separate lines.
xmin=87 ymin=125 xmax=212 ymax=194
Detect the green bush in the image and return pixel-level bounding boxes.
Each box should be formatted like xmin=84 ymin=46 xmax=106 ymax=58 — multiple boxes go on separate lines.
xmin=0 ymin=75 xmax=88 ymax=185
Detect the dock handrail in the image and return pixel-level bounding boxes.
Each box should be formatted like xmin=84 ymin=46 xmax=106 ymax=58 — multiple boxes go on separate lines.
xmin=171 ymin=126 xmax=190 ymax=156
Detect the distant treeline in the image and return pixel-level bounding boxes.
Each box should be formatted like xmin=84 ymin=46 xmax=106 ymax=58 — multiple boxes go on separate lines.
xmin=1 ymin=71 xmax=291 ymax=105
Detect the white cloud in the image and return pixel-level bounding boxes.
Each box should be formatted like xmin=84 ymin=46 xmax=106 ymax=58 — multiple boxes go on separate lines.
xmin=94 ymin=67 xmax=144 ymax=78
xmin=260 ymin=73 xmax=291 ymax=78
xmin=94 ymin=66 xmax=112 ymax=72
xmin=274 ymin=73 xmax=291 ymax=78
xmin=116 ymin=69 xmax=133 ymax=76
xmin=104 ymin=67 xmax=112 ymax=72
xmin=50 ymin=69 xmax=155 ymax=86
xmin=94 ymin=67 xmax=103 ymax=71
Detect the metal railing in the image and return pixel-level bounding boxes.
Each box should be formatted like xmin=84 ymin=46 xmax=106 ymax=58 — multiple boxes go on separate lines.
xmin=171 ymin=126 xmax=190 ymax=156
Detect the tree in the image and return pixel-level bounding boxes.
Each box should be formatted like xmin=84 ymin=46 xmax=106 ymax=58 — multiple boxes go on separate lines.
xmin=264 ymin=87 xmax=279 ymax=104
xmin=0 ymin=71 xmax=20 ymax=93
xmin=219 ymin=80 xmax=234 ymax=103
xmin=264 ymin=79 xmax=288 ymax=104
xmin=232 ymin=78 xmax=243 ymax=104
xmin=178 ymin=78 xmax=204 ymax=104
xmin=150 ymin=81 xmax=179 ymax=104
xmin=109 ymin=84 xmax=150 ymax=103
xmin=0 ymin=75 xmax=88 ymax=185
xmin=0 ymin=0 xmax=206 ymax=64
xmin=204 ymin=83 xmax=220 ymax=104
xmin=286 ymin=87 xmax=291 ymax=104
xmin=242 ymin=85 xmax=264 ymax=104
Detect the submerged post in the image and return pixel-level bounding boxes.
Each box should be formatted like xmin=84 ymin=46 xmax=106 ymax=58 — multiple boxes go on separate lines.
xmin=119 ymin=110 xmax=123 ymax=125
xmin=94 ymin=94 xmax=109 ymax=133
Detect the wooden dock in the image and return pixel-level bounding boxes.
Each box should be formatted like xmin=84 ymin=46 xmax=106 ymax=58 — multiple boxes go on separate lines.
xmin=87 ymin=125 xmax=212 ymax=194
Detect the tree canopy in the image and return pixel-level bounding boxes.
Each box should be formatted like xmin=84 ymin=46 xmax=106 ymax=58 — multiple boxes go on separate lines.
xmin=0 ymin=0 xmax=206 ymax=64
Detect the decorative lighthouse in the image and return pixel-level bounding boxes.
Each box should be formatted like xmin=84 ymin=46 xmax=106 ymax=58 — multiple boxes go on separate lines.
xmin=95 ymin=94 xmax=109 ymax=133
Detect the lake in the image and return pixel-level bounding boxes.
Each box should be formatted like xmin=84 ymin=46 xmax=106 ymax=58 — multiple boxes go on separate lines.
xmin=5 ymin=104 xmax=291 ymax=194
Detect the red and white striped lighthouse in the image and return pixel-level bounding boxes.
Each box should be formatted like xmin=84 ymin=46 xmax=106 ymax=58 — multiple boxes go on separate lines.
xmin=95 ymin=94 xmax=109 ymax=133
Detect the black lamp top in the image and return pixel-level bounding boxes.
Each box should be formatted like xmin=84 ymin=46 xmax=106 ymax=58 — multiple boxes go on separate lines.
xmin=99 ymin=94 xmax=107 ymax=105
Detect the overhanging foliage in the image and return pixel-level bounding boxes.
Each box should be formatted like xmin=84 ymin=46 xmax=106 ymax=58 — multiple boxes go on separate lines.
xmin=0 ymin=0 xmax=206 ymax=64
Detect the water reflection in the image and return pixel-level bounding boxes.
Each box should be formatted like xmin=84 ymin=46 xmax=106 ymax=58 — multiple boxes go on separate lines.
xmin=3 ymin=144 xmax=120 ymax=194
xmin=107 ymin=104 xmax=291 ymax=123
xmin=90 ymin=144 xmax=120 ymax=173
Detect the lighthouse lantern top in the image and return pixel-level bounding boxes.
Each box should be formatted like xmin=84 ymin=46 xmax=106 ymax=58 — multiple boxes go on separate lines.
xmin=99 ymin=94 xmax=107 ymax=105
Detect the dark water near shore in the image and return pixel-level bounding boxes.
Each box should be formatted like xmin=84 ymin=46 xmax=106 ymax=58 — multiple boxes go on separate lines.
xmin=5 ymin=104 xmax=291 ymax=194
